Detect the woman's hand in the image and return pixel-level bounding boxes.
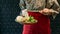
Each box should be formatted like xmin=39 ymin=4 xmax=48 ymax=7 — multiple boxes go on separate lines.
xmin=39 ymin=8 xmax=53 ymax=15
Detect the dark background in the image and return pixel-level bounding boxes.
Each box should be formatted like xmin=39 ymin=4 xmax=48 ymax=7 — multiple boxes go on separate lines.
xmin=0 ymin=0 xmax=60 ymax=34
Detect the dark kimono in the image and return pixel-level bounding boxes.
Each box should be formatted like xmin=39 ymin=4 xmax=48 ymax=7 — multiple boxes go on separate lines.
xmin=19 ymin=0 xmax=60 ymax=34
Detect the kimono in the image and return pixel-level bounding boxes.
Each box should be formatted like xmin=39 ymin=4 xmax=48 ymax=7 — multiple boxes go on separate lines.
xmin=19 ymin=0 xmax=60 ymax=34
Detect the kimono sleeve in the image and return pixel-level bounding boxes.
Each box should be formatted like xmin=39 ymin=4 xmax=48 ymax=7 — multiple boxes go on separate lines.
xmin=19 ymin=0 xmax=26 ymax=10
xmin=48 ymin=0 xmax=60 ymax=19
xmin=19 ymin=0 xmax=27 ymax=16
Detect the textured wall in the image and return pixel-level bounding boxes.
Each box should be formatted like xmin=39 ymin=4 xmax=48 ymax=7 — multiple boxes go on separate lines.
xmin=0 ymin=0 xmax=60 ymax=34
xmin=51 ymin=14 xmax=60 ymax=34
xmin=51 ymin=0 xmax=60 ymax=34
xmin=0 ymin=0 xmax=23 ymax=34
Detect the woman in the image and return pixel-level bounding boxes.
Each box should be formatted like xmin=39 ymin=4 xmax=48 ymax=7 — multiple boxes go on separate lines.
xmin=16 ymin=0 xmax=60 ymax=34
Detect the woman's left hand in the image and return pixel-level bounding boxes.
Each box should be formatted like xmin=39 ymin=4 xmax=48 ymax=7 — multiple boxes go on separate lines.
xmin=39 ymin=8 xmax=54 ymax=15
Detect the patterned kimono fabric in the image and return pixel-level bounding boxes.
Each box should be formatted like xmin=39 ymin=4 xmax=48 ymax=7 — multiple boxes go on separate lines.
xmin=22 ymin=0 xmax=51 ymax=34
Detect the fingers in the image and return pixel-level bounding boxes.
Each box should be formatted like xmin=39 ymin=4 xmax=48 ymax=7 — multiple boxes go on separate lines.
xmin=39 ymin=10 xmax=50 ymax=15
xmin=54 ymin=11 xmax=59 ymax=14
xmin=49 ymin=9 xmax=59 ymax=14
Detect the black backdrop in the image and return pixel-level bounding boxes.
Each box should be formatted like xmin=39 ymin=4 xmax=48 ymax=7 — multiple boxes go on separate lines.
xmin=0 ymin=0 xmax=23 ymax=34
xmin=0 ymin=0 xmax=60 ymax=34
